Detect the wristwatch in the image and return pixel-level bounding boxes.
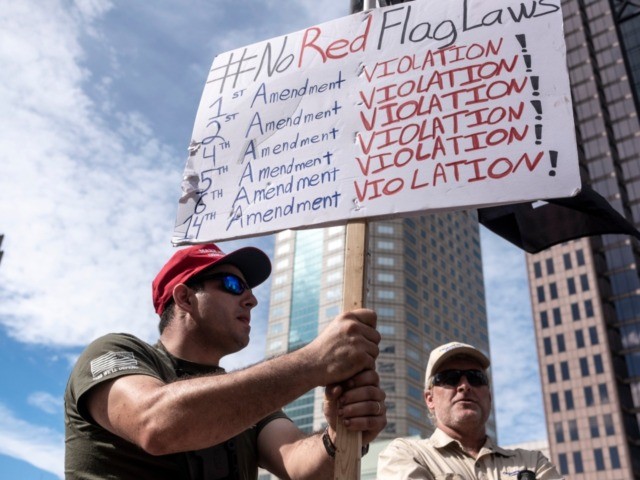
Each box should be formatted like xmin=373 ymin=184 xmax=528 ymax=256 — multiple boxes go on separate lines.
xmin=322 ymin=427 xmax=370 ymax=458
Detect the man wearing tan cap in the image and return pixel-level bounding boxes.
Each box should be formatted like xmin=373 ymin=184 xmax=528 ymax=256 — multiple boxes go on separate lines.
xmin=377 ymin=341 xmax=562 ymax=479
xmin=65 ymin=243 xmax=386 ymax=479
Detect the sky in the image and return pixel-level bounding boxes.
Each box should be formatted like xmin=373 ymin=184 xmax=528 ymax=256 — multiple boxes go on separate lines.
xmin=0 ymin=1 xmax=547 ymax=478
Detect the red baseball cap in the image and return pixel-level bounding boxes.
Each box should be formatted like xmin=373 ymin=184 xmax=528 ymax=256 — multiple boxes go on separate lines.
xmin=152 ymin=243 xmax=271 ymax=314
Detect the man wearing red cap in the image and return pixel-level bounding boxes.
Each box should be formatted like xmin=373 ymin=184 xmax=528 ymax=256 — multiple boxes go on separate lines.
xmin=377 ymin=342 xmax=563 ymax=479
xmin=65 ymin=243 xmax=386 ymax=479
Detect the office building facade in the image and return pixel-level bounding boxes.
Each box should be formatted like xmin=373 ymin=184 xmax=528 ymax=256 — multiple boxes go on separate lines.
xmin=528 ymin=1 xmax=640 ymax=478
xmin=265 ymin=212 xmax=494 ymax=443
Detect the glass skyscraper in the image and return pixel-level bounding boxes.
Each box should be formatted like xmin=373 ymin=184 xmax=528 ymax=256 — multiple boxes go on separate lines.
xmin=265 ymin=212 xmax=494 ymax=444
xmin=528 ymin=1 xmax=640 ymax=478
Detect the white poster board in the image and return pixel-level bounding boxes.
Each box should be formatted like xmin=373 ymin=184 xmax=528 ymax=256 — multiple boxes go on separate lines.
xmin=173 ymin=0 xmax=579 ymax=244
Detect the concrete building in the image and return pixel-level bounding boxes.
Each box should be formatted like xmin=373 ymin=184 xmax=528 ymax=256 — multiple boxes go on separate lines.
xmin=528 ymin=1 xmax=640 ymax=478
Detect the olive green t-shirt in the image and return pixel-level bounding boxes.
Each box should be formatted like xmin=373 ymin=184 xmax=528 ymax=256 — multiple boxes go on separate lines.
xmin=65 ymin=333 xmax=289 ymax=479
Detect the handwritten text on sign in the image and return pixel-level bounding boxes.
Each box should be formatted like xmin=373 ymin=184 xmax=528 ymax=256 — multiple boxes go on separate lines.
xmin=173 ymin=0 xmax=578 ymax=244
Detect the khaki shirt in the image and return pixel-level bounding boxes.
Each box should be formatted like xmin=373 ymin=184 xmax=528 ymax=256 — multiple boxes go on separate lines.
xmin=377 ymin=429 xmax=564 ymax=480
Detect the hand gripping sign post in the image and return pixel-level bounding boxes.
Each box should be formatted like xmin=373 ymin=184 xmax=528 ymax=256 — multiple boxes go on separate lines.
xmin=172 ymin=0 xmax=579 ymax=477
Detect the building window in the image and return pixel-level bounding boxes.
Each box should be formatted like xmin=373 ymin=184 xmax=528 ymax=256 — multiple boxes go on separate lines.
xmin=551 ymin=392 xmax=560 ymax=412
xmin=378 ymin=307 xmax=396 ymax=318
xmin=560 ymin=361 xmax=570 ymax=381
xmin=379 ymin=362 xmax=396 ymax=373
xmin=563 ymin=253 xmax=572 ymax=269
xmin=537 ymin=286 xmax=546 ymax=303
xmin=594 ymin=448 xmax=605 ymax=471
xmin=534 ymin=261 xmax=542 ymax=278
xmin=565 ymin=390 xmax=574 ymax=410
xmin=567 ymin=278 xmax=576 ymax=295
xmin=579 ymin=357 xmax=589 ymax=376
xmin=540 ymin=311 xmax=549 ymax=329
xmin=610 ymin=446 xmax=621 ymax=469
xmin=547 ymin=364 xmax=557 ymax=383
xmin=550 ymin=282 xmax=558 ymax=299
xmin=558 ymin=453 xmax=568 ymax=475
xmin=406 ymin=294 xmax=418 ymax=309
xmin=377 ymin=273 xmax=395 ymax=283
xmin=589 ymin=416 xmax=599 ymax=437
xmin=573 ymin=451 xmax=584 ymax=473
xmin=377 ymin=256 xmax=395 ymax=266
xmin=599 ymin=383 xmax=610 ymax=404
xmin=585 ymin=299 xmax=594 ymax=317
xmin=580 ymin=274 xmax=590 ymax=291
xmin=575 ymin=330 xmax=585 ymax=348
xmin=378 ymin=325 xmax=396 ymax=335
xmin=406 ymin=329 xmax=420 ymax=344
xmin=594 ymin=354 xmax=604 ymax=374
xmin=554 ymin=421 xmax=564 ymax=442
xmin=576 ymin=249 xmax=585 ymax=266
xmin=571 ymin=303 xmax=581 ymax=321
xmin=377 ymin=290 xmax=396 ymax=300
xmin=377 ymin=240 xmax=395 ymax=250
xmin=604 ymin=414 xmax=615 ymax=435
xmin=544 ymin=337 xmax=552 ymax=355
xmin=376 ymin=224 xmax=395 ymax=234
xmin=407 ymin=366 xmax=421 ymax=382
xmin=408 ymin=405 xmax=422 ymax=419
xmin=557 ymin=334 xmax=566 ymax=352
xmin=553 ymin=307 xmax=562 ymax=325
xmin=408 ymin=385 xmax=423 ymax=400
xmin=589 ymin=326 xmax=599 ymax=345
xmin=568 ymin=419 xmax=578 ymax=441
xmin=584 ymin=386 xmax=594 ymax=406
xmin=546 ymin=258 xmax=555 ymax=274
xmin=381 ymin=344 xmax=396 ymax=354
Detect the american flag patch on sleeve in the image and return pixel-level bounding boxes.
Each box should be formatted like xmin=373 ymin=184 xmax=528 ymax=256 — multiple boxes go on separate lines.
xmin=90 ymin=351 xmax=139 ymax=380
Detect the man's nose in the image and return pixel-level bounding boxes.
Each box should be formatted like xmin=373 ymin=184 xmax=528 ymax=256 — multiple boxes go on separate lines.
xmin=456 ymin=375 xmax=472 ymax=391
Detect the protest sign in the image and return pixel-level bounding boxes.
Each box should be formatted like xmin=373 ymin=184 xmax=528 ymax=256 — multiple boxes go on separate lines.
xmin=173 ymin=0 xmax=578 ymax=245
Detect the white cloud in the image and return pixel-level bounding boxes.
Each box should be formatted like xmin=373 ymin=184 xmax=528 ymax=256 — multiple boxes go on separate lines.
xmin=27 ymin=392 xmax=64 ymax=415
xmin=0 ymin=0 xmax=182 ymax=346
xmin=481 ymin=227 xmax=547 ymax=444
xmin=0 ymin=403 xmax=64 ymax=479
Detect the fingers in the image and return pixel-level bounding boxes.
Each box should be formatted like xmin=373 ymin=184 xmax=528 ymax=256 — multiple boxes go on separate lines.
xmin=336 ymin=384 xmax=387 ymax=444
xmin=309 ymin=309 xmax=381 ymax=387
xmin=342 ymin=308 xmax=378 ymax=329
xmin=342 ymin=369 xmax=379 ymax=391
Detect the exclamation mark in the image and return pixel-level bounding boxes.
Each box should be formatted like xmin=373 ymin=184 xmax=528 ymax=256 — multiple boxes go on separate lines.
xmin=531 ymin=100 xmax=542 ymax=120
xmin=535 ymin=125 xmax=542 ymax=145
xmin=531 ymin=76 xmax=540 ymax=96
xmin=549 ymin=150 xmax=558 ymax=176
xmin=516 ymin=34 xmax=532 ymax=72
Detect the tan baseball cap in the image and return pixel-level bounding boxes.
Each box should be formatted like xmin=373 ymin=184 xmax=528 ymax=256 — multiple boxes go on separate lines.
xmin=425 ymin=342 xmax=490 ymax=388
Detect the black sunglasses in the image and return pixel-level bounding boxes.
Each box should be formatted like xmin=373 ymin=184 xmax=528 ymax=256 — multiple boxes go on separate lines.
xmin=433 ymin=369 xmax=489 ymax=388
xmin=192 ymin=272 xmax=250 ymax=296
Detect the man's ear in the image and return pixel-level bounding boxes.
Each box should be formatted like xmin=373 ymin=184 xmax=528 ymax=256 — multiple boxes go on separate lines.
xmin=173 ymin=283 xmax=195 ymax=313
xmin=425 ymin=389 xmax=434 ymax=410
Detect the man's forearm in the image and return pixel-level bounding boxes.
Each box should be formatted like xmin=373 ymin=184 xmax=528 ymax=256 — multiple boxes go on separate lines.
xmin=132 ymin=348 xmax=321 ymax=454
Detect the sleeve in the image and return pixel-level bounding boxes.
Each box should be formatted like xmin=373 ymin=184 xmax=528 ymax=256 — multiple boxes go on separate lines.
xmin=535 ymin=450 xmax=565 ymax=480
xmin=67 ymin=333 xmax=167 ymax=422
xmin=377 ymin=438 xmax=435 ymax=480
xmin=256 ymin=410 xmax=292 ymax=435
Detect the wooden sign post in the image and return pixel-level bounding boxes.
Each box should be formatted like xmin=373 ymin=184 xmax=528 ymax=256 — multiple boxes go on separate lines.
xmin=335 ymin=219 xmax=368 ymax=479
xmin=334 ymin=6 xmax=376 ymax=480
